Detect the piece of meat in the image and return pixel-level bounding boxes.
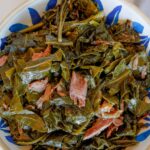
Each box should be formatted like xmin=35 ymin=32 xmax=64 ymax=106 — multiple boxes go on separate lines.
xmin=144 ymin=96 xmax=150 ymax=104
xmin=2 ymin=103 xmax=8 ymax=110
xmin=106 ymin=125 xmax=118 ymax=138
xmin=102 ymin=109 xmax=123 ymax=119
xmin=32 ymin=53 xmax=43 ymax=61
xmin=83 ymin=118 xmax=113 ymax=140
xmin=113 ymin=117 xmax=124 ymax=127
xmin=17 ymin=125 xmax=31 ymax=141
xmin=28 ymin=77 xmax=48 ymax=93
xmin=57 ymin=89 xmax=66 ymax=97
xmin=56 ymin=81 xmax=66 ymax=97
xmin=32 ymin=45 xmax=51 ymax=61
xmin=91 ymin=39 xmax=113 ymax=45
xmin=120 ymin=100 xmax=125 ymax=112
xmin=0 ymin=55 xmax=8 ymax=67
xmin=106 ymin=117 xmax=124 ymax=138
xmin=98 ymin=101 xmax=123 ymax=119
xmin=69 ymin=71 xmax=88 ymax=108
xmin=99 ymin=101 xmax=113 ymax=113
xmin=132 ymin=54 xmax=139 ymax=70
xmin=141 ymin=66 xmax=147 ymax=79
xmin=36 ymin=84 xmax=55 ymax=109
xmin=25 ymin=105 xmax=35 ymax=110
xmin=43 ymin=45 xmax=51 ymax=56
xmin=17 ymin=134 xmax=31 ymax=141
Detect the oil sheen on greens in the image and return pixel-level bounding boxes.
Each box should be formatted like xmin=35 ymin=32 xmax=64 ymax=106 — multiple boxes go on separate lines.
xmin=0 ymin=0 xmax=150 ymax=150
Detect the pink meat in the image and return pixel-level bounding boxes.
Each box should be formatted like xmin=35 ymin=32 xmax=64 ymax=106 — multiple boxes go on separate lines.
xmin=69 ymin=71 xmax=88 ymax=108
xmin=141 ymin=66 xmax=147 ymax=79
xmin=28 ymin=77 xmax=48 ymax=93
xmin=32 ymin=45 xmax=51 ymax=61
xmin=106 ymin=125 xmax=118 ymax=138
xmin=99 ymin=101 xmax=113 ymax=113
xmin=0 ymin=55 xmax=8 ymax=67
xmin=102 ymin=109 xmax=123 ymax=119
xmin=106 ymin=117 xmax=124 ymax=138
xmin=113 ymin=117 xmax=124 ymax=127
xmin=132 ymin=54 xmax=139 ymax=70
xmin=83 ymin=118 xmax=113 ymax=140
xmin=56 ymin=81 xmax=66 ymax=97
xmin=36 ymin=84 xmax=54 ymax=109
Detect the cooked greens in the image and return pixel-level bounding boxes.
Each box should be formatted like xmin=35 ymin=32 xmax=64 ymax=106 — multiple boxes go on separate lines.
xmin=0 ymin=0 xmax=150 ymax=149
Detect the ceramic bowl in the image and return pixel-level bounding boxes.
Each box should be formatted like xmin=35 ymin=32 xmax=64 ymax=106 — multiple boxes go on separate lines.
xmin=0 ymin=0 xmax=150 ymax=149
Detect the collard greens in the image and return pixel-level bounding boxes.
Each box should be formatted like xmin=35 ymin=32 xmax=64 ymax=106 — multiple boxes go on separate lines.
xmin=0 ymin=0 xmax=150 ymax=149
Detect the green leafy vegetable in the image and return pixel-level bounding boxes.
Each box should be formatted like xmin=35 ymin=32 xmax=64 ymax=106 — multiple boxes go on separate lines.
xmin=60 ymin=61 xmax=70 ymax=82
xmin=14 ymin=114 xmax=47 ymax=132
xmin=0 ymin=0 xmax=149 ymax=149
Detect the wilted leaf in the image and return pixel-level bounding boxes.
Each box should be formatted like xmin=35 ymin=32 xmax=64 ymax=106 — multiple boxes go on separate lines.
xmin=14 ymin=114 xmax=47 ymax=132
xmin=60 ymin=61 xmax=70 ymax=82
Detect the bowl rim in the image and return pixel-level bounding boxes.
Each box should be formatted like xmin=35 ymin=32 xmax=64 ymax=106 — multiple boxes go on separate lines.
xmin=0 ymin=0 xmax=150 ymax=32
xmin=0 ymin=0 xmax=34 ymax=33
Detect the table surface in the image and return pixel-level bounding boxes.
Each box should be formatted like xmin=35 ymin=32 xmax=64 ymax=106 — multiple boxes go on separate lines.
xmin=0 ymin=0 xmax=150 ymax=150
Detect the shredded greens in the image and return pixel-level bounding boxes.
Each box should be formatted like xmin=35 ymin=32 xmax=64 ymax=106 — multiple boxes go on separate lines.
xmin=0 ymin=0 xmax=150 ymax=149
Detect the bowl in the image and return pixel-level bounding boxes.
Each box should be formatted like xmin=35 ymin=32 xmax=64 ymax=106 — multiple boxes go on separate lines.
xmin=0 ymin=0 xmax=150 ymax=149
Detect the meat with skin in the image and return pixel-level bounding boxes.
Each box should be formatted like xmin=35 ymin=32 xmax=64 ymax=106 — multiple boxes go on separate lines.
xmin=56 ymin=81 xmax=66 ymax=97
xmin=141 ymin=66 xmax=147 ymax=79
xmin=32 ymin=45 xmax=51 ymax=61
xmin=120 ymin=100 xmax=124 ymax=111
xmin=102 ymin=109 xmax=123 ymax=119
xmin=106 ymin=117 xmax=124 ymax=138
xmin=84 ymin=117 xmax=124 ymax=140
xmin=0 ymin=55 xmax=8 ymax=67
xmin=57 ymin=87 xmax=66 ymax=97
xmin=83 ymin=118 xmax=113 ymax=140
xmin=36 ymin=84 xmax=55 ymax=109
xmin=43 ymin=45 xmax=51 ymax=56
xmin=98 ymin=100 xmax=124 ymax=119
xmin=132 ymin=54 xmax=139 ymax=70
xmin=70 ymin=71 xmax=88 ymax=108
xmin=28 ymin=77 xmax=48 ymax=93
xmin=106 ymin=125 xmax=118 ymax=138
xmin=99 ymin=101 xmax=113 ymax=113
xmin=113 ymin=117 xmax=124 ymax=127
